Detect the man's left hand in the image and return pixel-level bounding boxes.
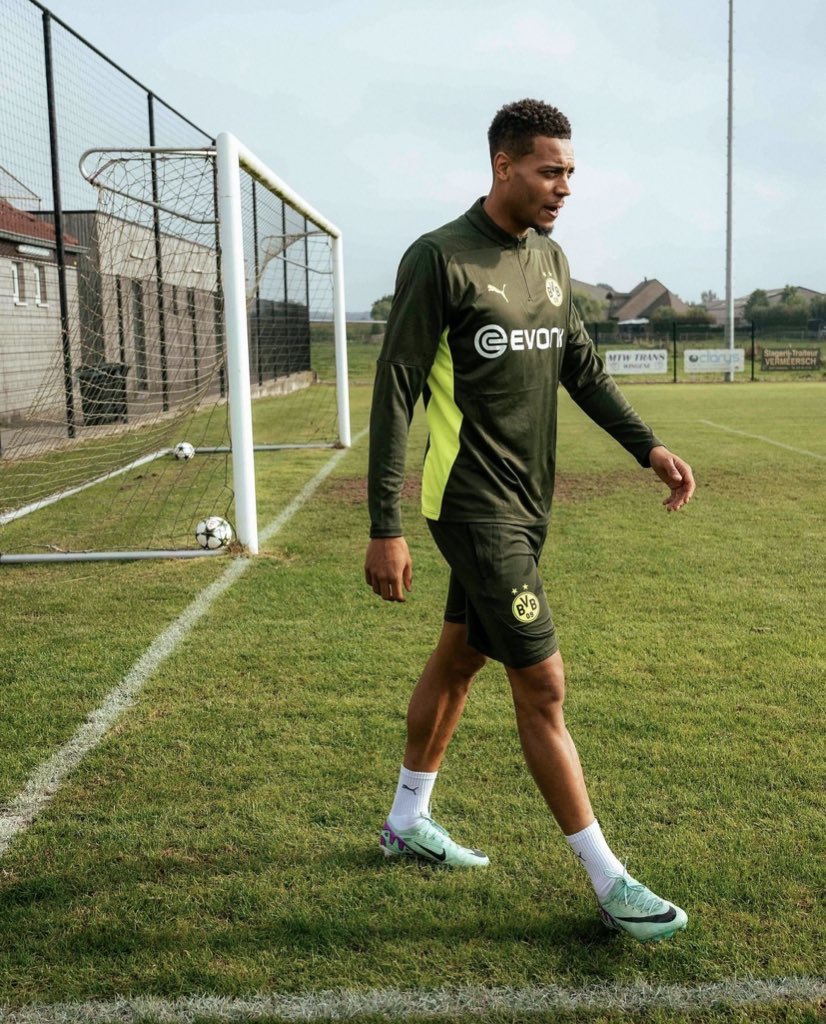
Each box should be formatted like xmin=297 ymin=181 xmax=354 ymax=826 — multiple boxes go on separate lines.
xmin=648 ymin=446 xmax=695 ymax=511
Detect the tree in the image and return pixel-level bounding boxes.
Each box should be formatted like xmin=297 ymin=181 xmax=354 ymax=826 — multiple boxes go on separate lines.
xmin=650 ymin=304 xmax=713 ymax=326
xmin=650 ymin=305 xmax=678 ymax=323
xmin=683 ymin=304 xmax=715 ymax=324
xmin=779 ymin=284 xmax=807 ymax=312
xmin=808 ymin=295 xmax=826 ymax=321
xmin=371 ymin=294 xmax=393 ymax=321
xmin=744 ymin=289 xmax=770 ymax=322
xmin=572 ymin=290 xmax=607 ymax=323
xmin=744 ymin=287 xmax=810 ymax=328
xmin=701 ymin=290 xmax=718 ymax=306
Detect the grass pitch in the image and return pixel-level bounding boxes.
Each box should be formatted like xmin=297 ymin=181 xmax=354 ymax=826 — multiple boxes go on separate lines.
xmin=0 ymin=378 xmax=823 ymax=1023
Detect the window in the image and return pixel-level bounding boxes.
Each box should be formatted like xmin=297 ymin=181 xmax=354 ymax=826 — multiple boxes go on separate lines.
xmin=34 ymin=264 xmax=48 ymax=306
xmin=11 ymin=262 xmax=26 ymax=305
xmin=171 ymin=284 xmax=179 ymax=316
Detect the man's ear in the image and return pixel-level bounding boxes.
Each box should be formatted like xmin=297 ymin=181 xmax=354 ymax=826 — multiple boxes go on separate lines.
xmin=492 ymin=150 xmax=511 ymax=183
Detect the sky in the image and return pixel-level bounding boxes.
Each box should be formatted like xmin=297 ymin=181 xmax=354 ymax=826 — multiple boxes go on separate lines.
xmin=36 ymin=0 xmax=826 ymax=312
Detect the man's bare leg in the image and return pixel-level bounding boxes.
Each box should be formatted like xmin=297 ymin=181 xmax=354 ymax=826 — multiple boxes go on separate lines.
xmin=505 ymin=650 xmax=593 ymax=835
xmin=380 ymin=621 xmax=491 ymax=867
xmin=403 ymin=620 xmax=487 ymax=773
xmin=507 ymin=651 xmax=627 ymax=895
xmin=506 ymin=649 xmax=688 ymax=938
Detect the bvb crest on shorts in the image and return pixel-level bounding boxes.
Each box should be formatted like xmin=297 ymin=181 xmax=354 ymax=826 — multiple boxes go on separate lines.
xmin=511 ymin=586 xmax=541 ymax=623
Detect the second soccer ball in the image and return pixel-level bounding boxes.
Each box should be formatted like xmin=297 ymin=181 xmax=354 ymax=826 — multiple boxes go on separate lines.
xmin=195 ymin=516 xmax=233 ymax=550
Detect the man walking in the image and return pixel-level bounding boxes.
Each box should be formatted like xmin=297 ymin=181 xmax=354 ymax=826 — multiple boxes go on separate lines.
xmin=364 ymin=99 xmax=694 ymax=943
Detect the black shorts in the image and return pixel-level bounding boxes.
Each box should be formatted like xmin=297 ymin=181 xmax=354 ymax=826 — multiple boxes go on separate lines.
xmin=426 ymin=520 xmax=558 ymax=669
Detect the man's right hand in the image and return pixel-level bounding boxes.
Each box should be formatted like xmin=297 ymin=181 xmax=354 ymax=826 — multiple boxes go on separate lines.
xmin=364 ymin=536 xmax=413 ymax=602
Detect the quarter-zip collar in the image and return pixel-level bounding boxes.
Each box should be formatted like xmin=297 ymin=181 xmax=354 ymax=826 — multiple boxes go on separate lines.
xmin=465 ymin=197 xmax=528 ymax=250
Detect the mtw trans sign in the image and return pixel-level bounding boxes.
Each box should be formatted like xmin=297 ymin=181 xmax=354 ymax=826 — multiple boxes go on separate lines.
xmin=605 ymin=350 xmax=668 ymax=375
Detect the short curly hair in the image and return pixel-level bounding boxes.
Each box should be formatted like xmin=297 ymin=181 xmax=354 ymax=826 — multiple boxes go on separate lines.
xmin=488 ymin=99 xmax=571 ymax=160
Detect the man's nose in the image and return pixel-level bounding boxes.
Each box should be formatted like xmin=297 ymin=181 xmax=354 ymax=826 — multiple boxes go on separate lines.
xmin=556 ymin=174 xmax=572 ymax=196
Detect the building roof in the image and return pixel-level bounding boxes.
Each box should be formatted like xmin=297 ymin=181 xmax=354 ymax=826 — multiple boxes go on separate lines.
xmin=611 ymin=278 xmax=689 ymax=320
xmin=572 ymin=276 xmax=691 ymax=320
xmin=571 ymin=278 xmax=613 ymax=303
xmin=0 ymin=199 xmax=79 ymax=248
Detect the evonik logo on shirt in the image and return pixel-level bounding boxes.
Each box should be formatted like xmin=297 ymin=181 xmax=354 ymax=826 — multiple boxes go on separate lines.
xmin=474 ymin=324 xmax=565 ymax=360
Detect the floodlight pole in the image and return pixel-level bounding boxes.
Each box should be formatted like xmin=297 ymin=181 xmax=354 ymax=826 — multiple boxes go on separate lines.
xmin=724 ymin=0 xmax=735 ymax=381
xmin=216 ymin=132 xmax=259 ymax=555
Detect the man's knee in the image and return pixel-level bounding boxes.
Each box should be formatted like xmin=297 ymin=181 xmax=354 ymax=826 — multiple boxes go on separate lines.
xmin=436 ymin=624 xmax=487 ymax=683
xmin=507 ymin=653 xmax=566 ymax=711
xmin=443 ymin=641 xmax=487 ymax=683
xmin=452 ymin=646 xmax=487 ymax=681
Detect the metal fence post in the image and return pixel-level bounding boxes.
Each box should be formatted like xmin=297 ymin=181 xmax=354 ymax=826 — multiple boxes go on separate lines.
xmin=751 ymin=321 xmax=756 ymax=381
xmin=303 ymin=215 xmax=310 ymax=337
xmin=42 ymin=11 xmax=76 ymax=438
xmin=147 ymin=92 xmax=170 ymax=411
xmin=672 ymin=321 xmax=678 ymax=383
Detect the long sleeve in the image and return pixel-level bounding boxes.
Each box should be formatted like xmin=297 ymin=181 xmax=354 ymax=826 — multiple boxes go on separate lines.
xmin=368 ymin=241 xmax=448 ymax=537
xmin=560 ymin=300 xmax=663 ymax=466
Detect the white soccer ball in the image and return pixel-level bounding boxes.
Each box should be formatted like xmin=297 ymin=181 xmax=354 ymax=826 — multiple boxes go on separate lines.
xmin=195 ymin=516 xmax=233 ymax=550
xmin=173 ymin=441 xmax=195 ymax=460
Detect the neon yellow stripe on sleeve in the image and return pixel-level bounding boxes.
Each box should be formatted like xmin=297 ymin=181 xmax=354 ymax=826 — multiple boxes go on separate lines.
xmin=422 ymin=329 xmax=462 ymax=519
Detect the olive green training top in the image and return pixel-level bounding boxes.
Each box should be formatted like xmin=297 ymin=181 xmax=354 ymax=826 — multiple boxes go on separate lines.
xmin=368 ymin=199 xmax=662 ymax=538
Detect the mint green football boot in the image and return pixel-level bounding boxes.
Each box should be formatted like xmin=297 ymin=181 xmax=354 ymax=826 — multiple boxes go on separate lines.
xmin=380 ymin=817 xmax=489 ymax=867
xmin=598 ymin=869 xmax=688 ymax=942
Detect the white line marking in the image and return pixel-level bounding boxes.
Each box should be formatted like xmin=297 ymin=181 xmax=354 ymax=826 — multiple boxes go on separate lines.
xmin=0 ymin=977 xmax=822 ymax=1022
xmin=700 ymin=419 xmax=826 ymax=461
xmin=0 ymin=450 xmax=169 ymax=526
xmin=0 ymin=430 xmax=367 ymax=859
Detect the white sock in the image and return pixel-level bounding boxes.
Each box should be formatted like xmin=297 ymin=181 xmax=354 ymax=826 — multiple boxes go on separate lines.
xmin=565 ymin=820 xmax=626 ymax=902
xmin=387 ymin=765 xmax=437 ymax=830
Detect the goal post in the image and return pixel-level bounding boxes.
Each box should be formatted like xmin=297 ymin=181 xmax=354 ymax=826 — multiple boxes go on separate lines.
xmin=0 ymin=136 xmax=350 ymax=563
xmin=215 ymin=132 xmax=351 ymax=555
xmin=215 ymin=134 xmax=258 ymax=555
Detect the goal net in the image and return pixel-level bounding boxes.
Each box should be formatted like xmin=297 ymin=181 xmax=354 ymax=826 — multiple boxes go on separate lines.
xmin=0 ymin=136 xmax=349 ymax=562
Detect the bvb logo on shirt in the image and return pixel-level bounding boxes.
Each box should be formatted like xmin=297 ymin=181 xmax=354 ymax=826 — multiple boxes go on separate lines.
xmin=512 ymin=589 xmax=541 ymax=623
xmin=545 ymin=275 xmax=564 ymax=307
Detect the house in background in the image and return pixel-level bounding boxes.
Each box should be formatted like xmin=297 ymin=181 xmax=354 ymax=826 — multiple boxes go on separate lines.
xmin=607 ymin=278 xmax=689 ymax=321
xmin=572 ymin=276 xmax=690 ymax=325
xmin=2 ymin=174 xmax=313 ymax=442
xmin=705 ymin=287 xmax=824 ymax=326
xmin=49 ymin=208 xmax=222 ymax=410
xmin=45 ymin=209 xmax=312 ymax=404
xmin=0 ymin=195 xmax=81 ymax=427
